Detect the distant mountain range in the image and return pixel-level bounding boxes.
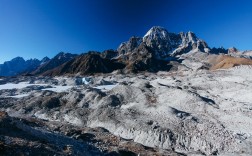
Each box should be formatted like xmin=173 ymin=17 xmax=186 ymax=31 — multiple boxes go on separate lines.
xmin=0 ymin=56 xmax=49 ymax=76
xmin=0 ymin=26 xmax=252 ymax=76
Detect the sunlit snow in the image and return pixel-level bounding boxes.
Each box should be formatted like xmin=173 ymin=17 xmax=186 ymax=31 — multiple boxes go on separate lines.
xmin=42 ymin=86 xmax=73 ymax=92
xmin=6 ymin=93 xmax=30 ymax=98
xmin=93 ymin=84 xmax=117 ymax=91
xmin=0 ymin=82 xmax=46 ymax=90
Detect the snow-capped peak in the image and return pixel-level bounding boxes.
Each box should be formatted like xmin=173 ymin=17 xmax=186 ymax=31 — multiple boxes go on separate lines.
xmin=143 ymin=26 xmax=169 ymax=40
xmin=117 ymin=26 xmax=210 ymax=59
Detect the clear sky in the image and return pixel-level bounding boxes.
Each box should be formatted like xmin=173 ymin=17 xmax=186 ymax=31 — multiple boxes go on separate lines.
xmin=0 ymin=0 xmax=251 ymax=63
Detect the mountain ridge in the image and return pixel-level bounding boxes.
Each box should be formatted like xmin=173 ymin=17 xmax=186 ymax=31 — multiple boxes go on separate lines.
xmin=1 ymin=26 xmax=251 ymax=76
xmin=0 ymin=57 xmax=46 ymax=76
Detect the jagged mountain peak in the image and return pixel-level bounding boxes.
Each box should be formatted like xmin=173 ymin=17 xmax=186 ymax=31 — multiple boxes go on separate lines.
xmin=117 ymin=36 xmax=143 ymax=55
xmin=228 ymin=47 xmax=239 ymax=54
xmin=143 ymin=26 xmax=169 ymax=41
xmin=146 ymin=26 xmax=167 ymax=32
xmin=40 ymin=57 xmax=50 ymax=65
xmin=117 ymin=26 xmax=210 ymax=59
xmin=0 ymin=57 xmax=42 ymax=76
xmin=41 ymin=56 xmax=50 ymax=62
xmin=186 ymin=31 xmax=198 ymax=43
xmin=54 ymin=52 xmax=75 ymax=60
xmin=11 ymin=56 xmax=25 ymax=62
xmin=56 ymin=51 xmax=67 ymax=55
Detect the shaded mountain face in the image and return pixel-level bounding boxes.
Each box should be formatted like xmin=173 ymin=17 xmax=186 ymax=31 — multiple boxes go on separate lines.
xmin=117 ymin=37 xmax=143 ymax=56
xmin=101 ymin=49 xmax=118 ymax=59
xmin=40 ymin=56 xmax=50 ymax=65
xmin=42 ymin=52 xmax=125 ymax=76
xmin=0 ymin=57 xmax=42 ymax=76
xmin=122 ymin=43 xmax=172 ymax=73
xmin=117 ymin=26 xmax=210 ymax=59
xmin=210 ymin=47 xmax=228 ymax=54
xmin=31 ymin=52 xmax=77 ymax=75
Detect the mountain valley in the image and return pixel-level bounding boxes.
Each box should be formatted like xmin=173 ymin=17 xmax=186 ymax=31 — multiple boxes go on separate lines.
xmin=0 ymin=26 xmax=252 ymax=155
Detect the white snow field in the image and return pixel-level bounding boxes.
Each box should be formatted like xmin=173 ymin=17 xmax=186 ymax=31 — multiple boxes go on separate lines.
xmin=41 ymin=85 xmax=73 ymax=93
xmin=0 ymin=78 xmax=117 ymax=97
xmin=0 ymin=82 xmax=45 ymax=90
xmin=94 ymin=84 xmax=117 ymax=91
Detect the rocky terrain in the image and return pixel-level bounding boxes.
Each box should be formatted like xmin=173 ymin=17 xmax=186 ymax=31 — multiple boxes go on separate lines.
xmin=0 ymin=61 xmax=252 ymax=155
xmin=1 ymin=26 xmax=252 ymax=155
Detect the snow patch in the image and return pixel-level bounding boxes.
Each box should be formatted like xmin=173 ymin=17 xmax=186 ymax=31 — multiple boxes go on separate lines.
xmin=82 ymin=77 xmax=92 ymax=85
xmin=6 ymin=93 xmax=30 ymax=98
xmin=0 ymin=81 xmax=73 ymax=93
xmin=0 ymin=82 xmax=46 ymax=90
xmin=63 ymin=114 xmax=82 ymax=126
xmin=93 ymin=84 xmax=117 ymax=91
xmin=34 ymin=112 xmax=50 ymax=121
xmin=42 ymin=86 xmax=73 ymax=92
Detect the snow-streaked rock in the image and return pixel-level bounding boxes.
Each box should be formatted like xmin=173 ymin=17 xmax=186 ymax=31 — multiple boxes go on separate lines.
xmin=117 ymin=26 xmax=210 ymax=60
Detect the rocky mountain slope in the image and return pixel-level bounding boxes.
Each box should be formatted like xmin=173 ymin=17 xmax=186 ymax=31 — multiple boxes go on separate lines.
xmin=210 ymin=55 xmax=252 ymax=70
xmin=42 ymin=52 xmax=125 ymax=76
xmin=31 ymin=52 xmax=77 ymax=75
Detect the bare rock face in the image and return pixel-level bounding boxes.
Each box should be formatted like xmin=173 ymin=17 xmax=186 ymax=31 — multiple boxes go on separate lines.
xmin=117 ymin=36 xmax=143 ymax=56
xmin=123 ymin=44 xmax=172 ymax=73
xmin=101 ymin=49 xmax=118 ymax=59
xmin=210 ymin=47 xmax=228 ymax=54
xmin=143 ymin=26 xmax=173 ymax=57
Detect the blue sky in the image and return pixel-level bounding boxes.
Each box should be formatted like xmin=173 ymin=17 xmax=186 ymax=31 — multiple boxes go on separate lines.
xmin=0 ymin=0 xmax=251 ymax=63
